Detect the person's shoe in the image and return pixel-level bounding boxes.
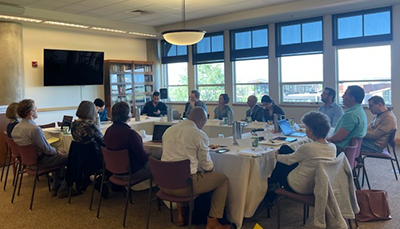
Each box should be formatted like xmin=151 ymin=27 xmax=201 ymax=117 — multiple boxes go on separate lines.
xmin=177 ymin=205 xmax=188 ymax=226
xmin=206 ymin=217 xmax=232 ymax=229
xmin=50 ymin=188 xmax=59 ymax=197
xmin=57 ymin=189 xmax=81 ymax=199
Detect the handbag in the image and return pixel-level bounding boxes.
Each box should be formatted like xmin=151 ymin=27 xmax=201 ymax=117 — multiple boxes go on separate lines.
xmin=355 ymin=190 xmax=391 ymax=222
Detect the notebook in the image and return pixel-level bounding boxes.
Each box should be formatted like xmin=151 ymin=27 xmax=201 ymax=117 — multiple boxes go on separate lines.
xmin=277 ymin=119 xmax=306 ymax=137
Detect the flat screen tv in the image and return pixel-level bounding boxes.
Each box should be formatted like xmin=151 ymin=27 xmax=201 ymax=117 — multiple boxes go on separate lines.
xmin=44 ymin=49 xmax=104 ymax=86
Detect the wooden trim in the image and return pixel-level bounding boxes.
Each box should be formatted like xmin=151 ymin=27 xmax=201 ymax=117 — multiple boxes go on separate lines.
xmin=105 ymin=60 xmax=133 ymax=64
xmin=133 ymin=61 xmax=154 ymax=65
xmin=37 ymin=106 xmax=78 ymax=112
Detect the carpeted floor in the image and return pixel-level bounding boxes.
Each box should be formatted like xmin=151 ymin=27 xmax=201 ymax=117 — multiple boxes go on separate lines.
xmin=0 ymin=152 xmax=398 ymax=229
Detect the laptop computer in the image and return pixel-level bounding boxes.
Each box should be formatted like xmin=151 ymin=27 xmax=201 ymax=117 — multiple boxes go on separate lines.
xmin=60 ymin=115 xmax=73 ymax=129
xmin=277 ymin=119 xmax=306 ymax=137
xmin=151 ymin=124 xmax=172 ymax=142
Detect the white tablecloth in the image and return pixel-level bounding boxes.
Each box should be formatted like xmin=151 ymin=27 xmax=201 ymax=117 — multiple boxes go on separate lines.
xmin=43 ymin=120 xmax=310 ymax=228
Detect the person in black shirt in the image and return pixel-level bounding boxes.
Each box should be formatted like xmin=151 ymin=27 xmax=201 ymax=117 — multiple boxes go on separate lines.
xmin=141 ymin=91 xmax=168 ymax=117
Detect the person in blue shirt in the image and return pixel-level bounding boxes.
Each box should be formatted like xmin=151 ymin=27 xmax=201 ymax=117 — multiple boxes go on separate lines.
xmin=94 ymin=98 xmax=108 ymax=121
xmin=183 ymin=90 xmax=207 ymax=118
xmin=318 ymin=87 xmax=344 ymax=127
xmin=328 ymin=85 xmax=367 ymax=152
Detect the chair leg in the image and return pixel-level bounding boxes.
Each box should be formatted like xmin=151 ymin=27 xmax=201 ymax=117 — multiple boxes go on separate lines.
xmin=12 ymin=163 xmax=19 ymax=187
xmin=17 ymin=169 xmax=24 ymax=196
xmin=29 ymin=174 xmax=39 ymax=211
xmin=96 ymin=170 xmax=107 ymax=219
xmin=276 ymin=197 xmax=282 ymax=229
xmin=353 ymin=170 xmax=361 ymax=190
xmin=129 ymin=188 xmax=133 ymax=204
xmin=306 ymin=205 xmax=310 ymax=219
xmin=355 ymin=218 xmax=359 ymax=228
xmin=146 ymin=180 xmax=153 ymax=229
xmin=3 ymin=156 xmax=13 ymax=190
xmin=157 ymin=197 xmax=161 ymax=212
xmin=46 ymin=174 xmax=51 ymax=192
xmin=122 ymin=185 xmax=131 ymax=227
xmin=170 ymin=202 xmax=173 ymax=223
xmin=89 ymin=173 xmax=97 ymax=211
xmin=11 ymin=166 xmax=21 ymax=204
xmin=68 ymin=186 xmax=72 ymax=204
xmin=1 ymin=148 xmax=8 ymax=182
xmin=188 ymin=200 xmax=193 ymax=229
xmin=390 ymin=160 xmax=398 ymax=180
xmin=392 ymin=150 xmax=400 ymax=175
xmin=363 ymin=164 xmax=371 ymax=190
xmin=303 ymin=204 xmax=307 ymax=225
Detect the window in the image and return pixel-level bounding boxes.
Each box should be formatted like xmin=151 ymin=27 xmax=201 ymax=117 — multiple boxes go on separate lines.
xmin=196 ymin=63 xmax=225 ymax=101
xmin=337 ymin=45 xmax=391 ymax=105
xmin=161 ymin=41 xmax=189 ymax=102
xmin=231 ymin=26 xmax=269 ymax=102
xmin=165 ymin=63 xmax=188 ymax=102
xmin=277 ymin=17 xmax=323 ymax=103
xmin=234 ymin=59 xmax=269 ymax=103
xmin=193 ymin=32 xmax=225 ymax=101
xmin=333 ymin=7 xmax=392 ymax=45
xmin=281 ymin=54 xmax=323 ymax=103
xmin=276 ymin=17 xmax=323 ymax=57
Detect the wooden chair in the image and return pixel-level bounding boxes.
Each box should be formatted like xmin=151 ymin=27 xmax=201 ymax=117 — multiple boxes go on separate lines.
xmin=11 ymin=144 xmax=65 ymax=210
xmin=361 ymin=130 xmax=399 ymax=187
xmin=38 ymin=122 xmax=56 ymax=129
xmin=146 ymin=157 xmax=198 ymax=229
xmin=2 ymin=133 xmax=20 ymax=191
xmin=96 ymin=147 xmax=149 ymax=227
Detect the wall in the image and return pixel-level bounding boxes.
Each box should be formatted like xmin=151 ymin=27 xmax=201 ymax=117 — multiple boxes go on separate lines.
xmin=22 ymin=24 xmax=148 ymax=124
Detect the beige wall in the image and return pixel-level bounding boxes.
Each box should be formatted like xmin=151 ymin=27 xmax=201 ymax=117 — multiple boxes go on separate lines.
xmin=22 ymin=24 xmax=147 ymax=124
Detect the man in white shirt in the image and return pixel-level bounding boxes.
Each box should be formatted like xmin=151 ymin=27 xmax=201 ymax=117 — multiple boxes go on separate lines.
xmin=162 ymin=107 xmax=230 ymax=229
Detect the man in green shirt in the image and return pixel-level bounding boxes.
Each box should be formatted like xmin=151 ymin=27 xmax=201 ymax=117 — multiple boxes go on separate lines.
xmin=328 ymin=85 xmax=367 ymax=152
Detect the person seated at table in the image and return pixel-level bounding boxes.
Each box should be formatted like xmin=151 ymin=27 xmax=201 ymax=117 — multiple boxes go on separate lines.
xmin=361 ymin=96 xmax=397 ymax=153
xmin=6 ymin=102 xmax=19 ymax=138
xmin=245 ymin=95 xmax=263 ymax=122
xmin=94 ymin=98 xmax=108 ymax=121
xmin=183 ymin=89 xmax=207 ymax=118
xmin=141 ymin=91 xmax=168 ymax=117
xmin=103 ymin=101 xmax=149 ymax=180
xmin=162 ymin=107 xmax=231 ymax=229
xmin=318 ymin=87 xmax=344 ymax=127
xmin=214 ymin=93 xmax=234 ymax=120
xmin=327 ymin=86 xmax=367 ymax=153
xmin=12 ymin=99 xmax=78 ymax=198
xmin=261 ymin=95 xmax=285 ymax=122
xmin=266 ymin=111 xmax=336 ymax=203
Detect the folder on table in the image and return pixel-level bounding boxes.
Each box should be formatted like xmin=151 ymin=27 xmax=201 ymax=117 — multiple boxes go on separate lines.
xmin=46 ymin=137 xmax=60 ymax=144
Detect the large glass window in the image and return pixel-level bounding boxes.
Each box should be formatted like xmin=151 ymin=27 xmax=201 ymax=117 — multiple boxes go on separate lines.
xmin=196 ymin=63 xmax=225 ymax=101
xmin=337 ymin=45 xmax=391 ymax=104
xmin=234 ymin=59 xmax=269 ymax=103
xmin=166 ymin=63 xmax=188 ymax=102
xmin=333 ymin=7 xmax=392 ymax=45
xmin=281 ymin=54 xmax=323 ymax=103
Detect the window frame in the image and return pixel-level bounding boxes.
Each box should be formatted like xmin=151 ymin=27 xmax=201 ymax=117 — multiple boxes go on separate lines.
xmin=161 ymin=40 xmax=189 ymax=64
xmin=332 ymin=6 xmax=392 ymax=46
xmin=230 ymin=25 xmax=269 ymax=61
xmin=275 ymin=16 xmax=324 ymax=57
xmin=195 ymin=62 xmax=226 ymax=102
xmin=192 ymin=31 xmax=225 ymax=64
xmin=336 ymin=42 xmax=392 ymax=105
xmin=164 ymin=62 xmax=189 ymax=103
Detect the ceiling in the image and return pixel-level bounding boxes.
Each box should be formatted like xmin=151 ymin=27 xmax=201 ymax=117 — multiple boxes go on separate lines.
xmin=0 ymin=0 xmax=300 ymax=27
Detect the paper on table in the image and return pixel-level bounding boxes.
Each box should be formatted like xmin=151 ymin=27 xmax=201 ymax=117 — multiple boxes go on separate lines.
xmin=46 ymin=137 xmax=60 ymax=144
xmin=236 ymin=139 xmax=252 ymax=147
xmin=209 ymin=138 xmax=234 ymax=147
xmin=238 ymin=147 xmax=274 ymax=157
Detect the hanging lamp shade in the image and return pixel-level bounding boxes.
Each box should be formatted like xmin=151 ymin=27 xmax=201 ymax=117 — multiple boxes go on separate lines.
xmin=162 ymin=29 xmax=206 ymax=45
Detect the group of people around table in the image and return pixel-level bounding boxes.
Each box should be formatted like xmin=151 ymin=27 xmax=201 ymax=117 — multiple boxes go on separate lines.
xmin=4 ymin=83 xmax=397 ymax=228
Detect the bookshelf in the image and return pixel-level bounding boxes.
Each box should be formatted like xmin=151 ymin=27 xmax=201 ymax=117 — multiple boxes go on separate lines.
xmin=104 ymin=60 xmax=154 ymax=114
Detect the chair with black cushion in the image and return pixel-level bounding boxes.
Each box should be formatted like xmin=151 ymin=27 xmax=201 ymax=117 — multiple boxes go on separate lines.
xmin=12 ymin=144 xmax=65 ymax=210
xmin=38 ymin=122 xmax=56 ymax=129
xmin=96 ymin=147 xmax=149 ymax=228
xmin=146 ymin=157 xmax=198 ymax=229
xmin=66 ymin=141 xmax=102 ymax=205
xmin=361 ymin=130 xmax=399 ymax=186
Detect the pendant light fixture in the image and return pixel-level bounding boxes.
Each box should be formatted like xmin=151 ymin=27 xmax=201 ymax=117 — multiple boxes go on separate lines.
xmin=162 ymin=0 xmax=206 ymax=45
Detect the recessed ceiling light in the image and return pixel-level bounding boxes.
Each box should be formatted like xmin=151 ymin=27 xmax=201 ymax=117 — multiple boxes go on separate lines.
xmin=0 ymin=14 xmax=42 ymax=23
xmin=43 ymin=21 xmax=89 ymax=28
xmin=90 ymin=27 xmax=127 ymax=33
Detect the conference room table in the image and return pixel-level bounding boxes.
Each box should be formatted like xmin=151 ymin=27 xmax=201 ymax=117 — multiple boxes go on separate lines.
xmin=42 ymin=119 xmax=310 ymax=228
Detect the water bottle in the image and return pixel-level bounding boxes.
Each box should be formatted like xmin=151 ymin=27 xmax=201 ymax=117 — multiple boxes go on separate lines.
xmin=135 ymin=106 xmax=141 ymax=121
xmin=227 ymin=110 xmax=233 ymax=125
xmin=273 ymin=114 xmax=280 ymax=132
xmin=233 ymin=121 xmax=242 ymax=145
xmin=167 ymin=108 xmax=174 ymax=122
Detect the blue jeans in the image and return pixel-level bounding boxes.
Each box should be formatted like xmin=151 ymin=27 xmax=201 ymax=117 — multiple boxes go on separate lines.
xmin=361 ymin=139 xmax=383 ymax=153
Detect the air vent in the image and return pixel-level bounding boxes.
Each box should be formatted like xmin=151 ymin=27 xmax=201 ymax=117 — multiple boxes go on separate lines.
xmin=126 ymin=9 xmax=151 ymax=16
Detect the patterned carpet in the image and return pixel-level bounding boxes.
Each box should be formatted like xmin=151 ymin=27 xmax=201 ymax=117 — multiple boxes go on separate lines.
xmin=0 ymin=150 xmax=398 ymax=229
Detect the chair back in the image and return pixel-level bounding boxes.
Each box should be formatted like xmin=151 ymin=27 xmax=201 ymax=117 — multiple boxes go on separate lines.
xmin=39 ymin=122 xmax=56 ymax=129
xmin=4 ymin=134 xmax=20 ymax=158
xmin=101 ymin=146 xmax=130 ymax=174
xmin=388 ymin=129 xmax=397 ymax=148
xmin=57 ymin=122 xmax=63 ymax=127
xmin=17 ymin=144 xmax=37 ymax=166
xmin=351 ymin=137 xmax=363 ymax=158
xmin=148 ymin=157 xmax=191 ymax=190
xmin=344 ymin=144 xmax=358 ymax=170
